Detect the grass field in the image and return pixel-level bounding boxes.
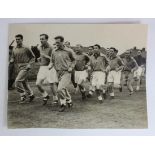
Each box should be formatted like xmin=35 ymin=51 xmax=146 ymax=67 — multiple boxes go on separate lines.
xmin=8 ymin=80 xmax=148 ymax=129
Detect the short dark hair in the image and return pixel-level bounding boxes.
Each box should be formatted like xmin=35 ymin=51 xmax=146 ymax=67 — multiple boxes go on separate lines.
xmin=40 ymin=34 xmax=49 ymax=40
xmin=94 ymin=44 xmax=101 ymax=49
xmin=89 ymin=46 xmax=94 ymax=49
xmin=110 ymin=47 xmax=118 ymax=54
xmin=54 ymin=36 xmax=64 ymax=42
xmin=125 ymin=49 xmax=131 ymax=54
xmin=15 ymin=34 xmax=23 ymax=39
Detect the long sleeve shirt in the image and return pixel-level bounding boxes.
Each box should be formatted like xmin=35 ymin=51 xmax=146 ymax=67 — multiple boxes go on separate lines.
xmin=51 ymin=47 xmax=76 ymax=71
xmin=90 ymin=55 xmax=109 ymax=72
xmin=10 ymin=44 xmax=35 ymax=70
xmin=109 ymin=56 xmax=124 ymax=71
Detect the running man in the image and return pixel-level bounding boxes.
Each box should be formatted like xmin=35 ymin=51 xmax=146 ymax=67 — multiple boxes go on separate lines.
xmin=50 ymin=36 xmax=76 ymax=112
xmin=123 ymin=50 xmax=138 ymax=95
xmin=74 ymin=47 xmax=90 ymax=100
xmin=87 ymin=44 xmax=109 ymax=103
xmin=107 ymin=47 xmax=124 ymax=99
xmin=9 ymin=34 xmax=35 ymax=103
xmin=133 ymin=49 xmax=146 ymax=91
xmin=36 ymin=34 xmax=58 ymax=105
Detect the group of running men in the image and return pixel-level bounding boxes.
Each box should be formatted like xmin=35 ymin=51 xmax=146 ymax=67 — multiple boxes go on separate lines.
xmin=9 ymin=34 xmax=146 ymax=112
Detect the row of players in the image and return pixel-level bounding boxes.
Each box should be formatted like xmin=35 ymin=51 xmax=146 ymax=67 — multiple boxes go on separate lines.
xmin=9 ymin=34 xmax=146 ymax=112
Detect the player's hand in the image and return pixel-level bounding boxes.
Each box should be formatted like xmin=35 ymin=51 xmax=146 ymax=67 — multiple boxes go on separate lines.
xmin=26 ymin=64 xmax=31 ymax=71
xmin=68 ymin=67 xmax=73 ymax=73
xmin=37 ymin=57 xmax=41 ymax=62
xmin=48 ymin=63 xmax=53 ymax=70
xmin=9 ymin=59 xmax=14 ymax=63
xmin=84 ymin=65 xmax=89 ymax=70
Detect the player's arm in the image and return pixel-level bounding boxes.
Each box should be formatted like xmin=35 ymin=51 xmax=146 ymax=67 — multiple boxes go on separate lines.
xmin=9 ymin=50 xmax=15 ymax=64
xmin=104 ymin=55 xmax=110 ymax=72
xmin=105 ymin=55 xmax=110 ymax=66
xmin=131 ymin=57 xmax=138 ymax=73
xmin=84 ymin=55 xmax=90 ymax=69
xmin=48 ymin=49 xmax=54 ymax=70
xmin=26 ymin=47 xmax=35 ymax=70
xmin=87 ymin=58 xmax=93 ymax=71
xmin=116 ymin=56 xmax=124 ymax=71
xmin=68 ymin=49 xmax=76 ymax=72
xmin=40 ymin=53 xmax=51 ymax=60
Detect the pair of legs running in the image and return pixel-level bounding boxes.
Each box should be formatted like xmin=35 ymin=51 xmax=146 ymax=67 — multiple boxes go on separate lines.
xmin=107 ymin=70 xmax=122 ymax=98
xmin=124 ymin=71 xmax=135 ymax=95
xmin=74 ymin=70 xmax=88 ymax=100
xmin=87 ymin=71 xmax=107 ymax=103
xmin=36 ymin=66 xmax=58 ymax=105
xmin=15 ymin=69 xmax=34 ymax=103
xmin=57 ymin=71 xmax=72 ymax=112
xmin=133 ymin=66 xmax=144 ymax=91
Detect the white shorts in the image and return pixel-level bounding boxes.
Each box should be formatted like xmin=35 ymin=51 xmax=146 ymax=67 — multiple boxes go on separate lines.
xmin=134 ymin=66 xmax=143 ymax=78
xmin=107 ymin=70 xmax=122 ymax=85
xmin=36 ymin=66 xmax=58 ymax=84
xmin=75 ymin=70 xmax=88 ymax=84
xmin=91 ymin=71 xmax=106 ymax=89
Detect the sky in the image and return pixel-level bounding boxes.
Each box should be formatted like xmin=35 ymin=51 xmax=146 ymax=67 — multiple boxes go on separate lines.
xmin=9 ymin=24 xmax=147 ymax=54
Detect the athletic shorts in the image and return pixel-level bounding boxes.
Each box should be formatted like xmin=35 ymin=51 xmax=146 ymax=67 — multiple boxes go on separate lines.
xmin=75 ymin=70 xmax=88 ymax=84
xmin=133 ymin=66 xmax=143 ymax=78
xmin=36 ymin=66 xmax=58 ymax=84
xmin=107 ymin=70 xmax=122 ymax=85
xmin=91 ymin=71 xmax=106 ymax=89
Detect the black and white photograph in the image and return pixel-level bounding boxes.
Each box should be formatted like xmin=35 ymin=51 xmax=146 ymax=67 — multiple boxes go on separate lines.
xmin=8 ymin=24 xmax=148 ymax=129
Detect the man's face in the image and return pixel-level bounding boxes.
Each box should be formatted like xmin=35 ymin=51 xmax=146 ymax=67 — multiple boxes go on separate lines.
xmin=55 ymin=38 xmax=63 ymax=49
xmin=93 ymin=46 xmax=100 ymax=55
xmin=88 ymin=47 xmax=93 ymax=52
xmin=110 ymin=49 xmax=116 ymax=57
xmin=137 ymin=50 xmax=142 ymax=56
xmin=88 ymin=47 xmax=93 ymax=55
xmin=125 ymin=52 xmax=130 ymax=58
xmin=40 ymin=35 xmax=47 ymax=45
xmin=93 ymin=46 xmax=100 ymax=51
xmin=15 ymin=37 xmax=23 ymax=46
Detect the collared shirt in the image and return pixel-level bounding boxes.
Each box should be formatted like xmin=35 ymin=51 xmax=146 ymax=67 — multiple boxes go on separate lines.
xmin=51 ymin=46 xmax=76 ymax=71
xmin=109 ymin=56 xmax=124 ymax=70
xmin=39 ymin=43 xmax=52 ymax=66
xmin=90 ymin=55 xmax=109 ymax=72
xmin=11 ymin=44 xmax=35 ymax=69
xmin=75 ymin=53 xmax=90 ymax=71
